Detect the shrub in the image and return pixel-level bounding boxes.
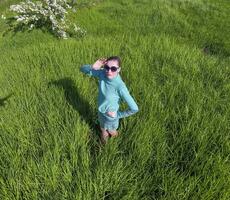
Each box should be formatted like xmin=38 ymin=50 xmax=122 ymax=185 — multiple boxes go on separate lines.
xmin=9 ymin=0 xmax=85 ymax=39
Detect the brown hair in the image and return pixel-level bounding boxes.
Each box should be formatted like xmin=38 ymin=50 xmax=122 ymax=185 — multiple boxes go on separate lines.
xmin=106 ymin=56 xmax=121 ymax=67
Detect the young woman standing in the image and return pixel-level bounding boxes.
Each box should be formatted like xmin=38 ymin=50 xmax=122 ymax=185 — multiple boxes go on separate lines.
xmin=80 ymin=56 xmax=139 ymax=144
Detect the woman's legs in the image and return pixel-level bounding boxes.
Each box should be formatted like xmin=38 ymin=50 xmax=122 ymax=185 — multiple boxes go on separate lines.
xmin=100 ymin=127 xmax=119 ymax=144
xmin=107 ymin=130 xmax=119 ymax=137
xmin=98 ymin=112 xmax=119 ymax=143
xmin=100 ymin=127 xmax=109 ymax=144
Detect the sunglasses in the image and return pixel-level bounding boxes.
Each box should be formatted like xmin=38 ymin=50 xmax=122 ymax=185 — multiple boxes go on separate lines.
xmin=104 ymin=64 xmax=120 ymax=72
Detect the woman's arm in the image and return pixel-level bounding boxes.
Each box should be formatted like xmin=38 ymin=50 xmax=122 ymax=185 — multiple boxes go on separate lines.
xmin=117 ymin=85 xmax=139 ymax=119
xmin=80 ymin=64 xmax=102 ymax=78
xmin=80 ymin=58 xmax=107 ymax=78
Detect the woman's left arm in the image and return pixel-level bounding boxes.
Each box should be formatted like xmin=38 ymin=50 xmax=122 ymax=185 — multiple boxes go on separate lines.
xmin=117 ymin=85 xmax=139 ymax=119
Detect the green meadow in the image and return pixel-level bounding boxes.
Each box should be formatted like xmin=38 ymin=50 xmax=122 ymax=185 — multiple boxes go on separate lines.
xmin=0 ymin=0 xmax=229 ymax=199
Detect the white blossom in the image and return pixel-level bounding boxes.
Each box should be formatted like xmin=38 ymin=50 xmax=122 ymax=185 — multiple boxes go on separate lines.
xmin=9 ymin=0 xmax=77 ymax=39
xmin=74 ymin=24 xmax=87 ymax=35
xmin=1 ymin=14 xmax=6 ymax=20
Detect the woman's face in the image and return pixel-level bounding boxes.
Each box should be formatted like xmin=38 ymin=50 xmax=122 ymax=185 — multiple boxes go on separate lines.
xmin=104 ymin=60 xmax=120 ymax=79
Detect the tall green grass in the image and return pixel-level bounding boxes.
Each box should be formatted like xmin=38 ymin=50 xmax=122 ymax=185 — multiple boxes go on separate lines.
xmin=0 ymin=0 xmax=229 ymax=199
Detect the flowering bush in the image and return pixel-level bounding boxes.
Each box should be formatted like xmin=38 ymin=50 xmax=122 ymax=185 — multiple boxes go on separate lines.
xmin=1 ymin=14 xmax=6 ymax=20
xmin=9 ymin=0 xmax=86 ymax=39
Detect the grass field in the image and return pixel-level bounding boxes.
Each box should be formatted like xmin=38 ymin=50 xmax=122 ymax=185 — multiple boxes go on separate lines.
xmin=0 ymin=0 xmax=229 ymax=199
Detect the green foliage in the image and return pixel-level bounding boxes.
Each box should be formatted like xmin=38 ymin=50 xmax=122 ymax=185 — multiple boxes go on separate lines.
xmin=3 ymin=0 xmax=86 ymax=39
xmin=0 ymin=0 xmax=229 ymax=199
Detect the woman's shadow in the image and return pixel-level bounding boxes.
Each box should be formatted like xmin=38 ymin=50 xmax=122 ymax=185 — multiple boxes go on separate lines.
xmin=48 ymin=78 xmax=101 ymax=154
xmin=0 ymin=94 xmax=13 ymax=106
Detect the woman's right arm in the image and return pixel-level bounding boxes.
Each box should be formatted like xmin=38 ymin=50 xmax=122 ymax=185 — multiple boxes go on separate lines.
xmin=80 ymin=64 xmax=102 ymax=78
xmin=80 ymin=58 xmax=107 ymax=78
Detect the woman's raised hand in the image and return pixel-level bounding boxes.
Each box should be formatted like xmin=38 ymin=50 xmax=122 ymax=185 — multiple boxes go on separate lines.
xmin=92 ymin=58 xmax=107 ymax=70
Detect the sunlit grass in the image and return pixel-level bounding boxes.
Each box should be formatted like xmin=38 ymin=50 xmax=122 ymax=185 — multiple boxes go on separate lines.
xmin=0 ymin=0 xmax=229 ymax=199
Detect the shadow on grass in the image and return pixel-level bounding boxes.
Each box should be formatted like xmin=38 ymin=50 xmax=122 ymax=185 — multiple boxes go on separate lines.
xmin=202 ymin=41 xmax=230 ymax=58
xmin=48 ymin=77 xmax=102 ymax=163
xmin=0 ymin=93 xmax=13 ymax=107
xmin=49 ymin=78 xmax=96 ymax=127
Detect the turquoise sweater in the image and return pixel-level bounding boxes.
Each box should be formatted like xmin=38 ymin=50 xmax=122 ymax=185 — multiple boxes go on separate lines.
xmin=80 ymin=64 xmax=139 ymax=119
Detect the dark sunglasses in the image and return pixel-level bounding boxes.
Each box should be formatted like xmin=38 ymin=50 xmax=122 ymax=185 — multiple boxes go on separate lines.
xmin=104 ymin=64 xmax=119 ymax=72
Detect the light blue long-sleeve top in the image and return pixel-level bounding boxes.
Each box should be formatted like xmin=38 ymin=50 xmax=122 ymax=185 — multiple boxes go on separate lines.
xmin=80 ymin=64 xmax=139 ymax=119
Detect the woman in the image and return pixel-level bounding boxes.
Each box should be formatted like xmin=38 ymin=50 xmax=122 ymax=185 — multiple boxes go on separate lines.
xmin=80 ymin=56 xmax=139 ymax=144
